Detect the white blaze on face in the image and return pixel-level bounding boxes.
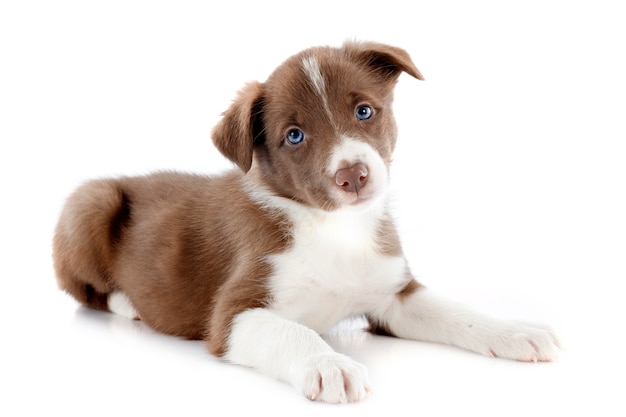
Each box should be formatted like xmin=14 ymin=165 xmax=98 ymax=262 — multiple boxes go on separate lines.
xmin=301 ymin=56 xmax=325 ymax=96
xmin=301 ymin=56 xmax=334 ymax=124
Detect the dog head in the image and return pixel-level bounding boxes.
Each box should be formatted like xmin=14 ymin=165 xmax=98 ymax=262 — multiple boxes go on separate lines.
xmin=212 ymin=41 xmax=423 ymax=211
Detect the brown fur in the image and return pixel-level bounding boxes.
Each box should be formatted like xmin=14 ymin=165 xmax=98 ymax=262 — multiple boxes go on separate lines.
xmin=53 ymin=41 xmax=422 ymax=355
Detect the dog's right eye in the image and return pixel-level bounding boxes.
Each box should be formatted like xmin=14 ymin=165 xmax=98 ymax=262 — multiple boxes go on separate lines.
xmin=356 ymin=105 xmax=373 ymax=120
xmin=286 ymin=128 xmax=305 ymax=145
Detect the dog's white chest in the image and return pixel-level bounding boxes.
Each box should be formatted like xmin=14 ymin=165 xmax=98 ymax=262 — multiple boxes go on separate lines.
xmin=267 ymin=208 xmax=407 ymax=333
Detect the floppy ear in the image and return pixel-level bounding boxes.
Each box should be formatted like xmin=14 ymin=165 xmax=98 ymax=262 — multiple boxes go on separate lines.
xmin=211 ymin=81 xmax=265 ymax=172
xmin=345 ymin=41 xmax=424 ymax=81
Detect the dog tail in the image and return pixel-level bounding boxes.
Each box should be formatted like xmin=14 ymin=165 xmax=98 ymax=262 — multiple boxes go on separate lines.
xmin=52 ymin=178 xmax=131 ymax=311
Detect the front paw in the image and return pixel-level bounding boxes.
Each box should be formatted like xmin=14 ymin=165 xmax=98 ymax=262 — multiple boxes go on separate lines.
xmin=482 ymin=321 xmax=560 ymax=362
xmin=290 ymin=352 xmax=371 ymax=403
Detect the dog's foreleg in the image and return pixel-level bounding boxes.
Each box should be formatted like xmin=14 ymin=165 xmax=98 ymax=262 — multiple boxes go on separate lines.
xmin=372 ymin=284 xmax=560 ymax=362
xmin=224 ymin=308 xmax=371 ymax=403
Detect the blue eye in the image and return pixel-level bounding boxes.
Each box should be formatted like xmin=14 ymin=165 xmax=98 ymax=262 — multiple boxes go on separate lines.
xmin=356 ymin=105 xmax=373 ymax=120
xmin=286 ymin=128 xmax=305 ymax=145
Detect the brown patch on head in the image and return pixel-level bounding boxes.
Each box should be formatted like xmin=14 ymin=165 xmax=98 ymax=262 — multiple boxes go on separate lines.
xmin=212 ymin=41 xmax=422 ymax=211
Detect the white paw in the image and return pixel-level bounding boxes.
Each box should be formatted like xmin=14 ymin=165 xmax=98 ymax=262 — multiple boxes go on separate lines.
xmin=290 ymin=353 xmax=371 ymax=403
xmin=481 ymin=320 xmax=560 ymax=362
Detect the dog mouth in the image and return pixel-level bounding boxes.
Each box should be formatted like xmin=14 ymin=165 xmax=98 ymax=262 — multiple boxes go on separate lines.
xmin=344 ymin=191 xmax=372 ymax=205
xmin=302 ymin=186 xmax=377 ymax=212
xmin=328 ymin=172 xmax=388 ymax=211
xmin=331 ymin=185 xmax=386 ymax=212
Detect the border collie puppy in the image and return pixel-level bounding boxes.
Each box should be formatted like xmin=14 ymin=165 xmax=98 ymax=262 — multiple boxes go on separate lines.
xmin=53 ymin=41 xmax=559 ymax=403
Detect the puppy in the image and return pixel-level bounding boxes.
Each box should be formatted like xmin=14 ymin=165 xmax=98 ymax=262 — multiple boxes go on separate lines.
xmin=53 ymin=41 xmax=559 ymax=403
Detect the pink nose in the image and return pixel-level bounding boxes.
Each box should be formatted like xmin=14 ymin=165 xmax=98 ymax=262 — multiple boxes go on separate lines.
xmin=335 ymin=163 xmax=368 ymax=193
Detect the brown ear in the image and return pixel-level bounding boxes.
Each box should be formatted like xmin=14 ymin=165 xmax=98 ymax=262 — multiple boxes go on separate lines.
xmin=211 ymin=81 xmax=265 ymax=172
xmin=344 ymin=41 xmax=424 ymax=81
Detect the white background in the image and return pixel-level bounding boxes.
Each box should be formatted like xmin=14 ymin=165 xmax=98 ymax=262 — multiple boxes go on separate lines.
xmin=1 ymin=1 xmax=625 ymax=415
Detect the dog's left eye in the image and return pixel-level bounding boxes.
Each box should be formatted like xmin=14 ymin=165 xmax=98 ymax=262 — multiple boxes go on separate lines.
xmin=286 ymin=128 xmax=306 ymax=145
xmin=356 ymin=105 xmax=373 ymax=120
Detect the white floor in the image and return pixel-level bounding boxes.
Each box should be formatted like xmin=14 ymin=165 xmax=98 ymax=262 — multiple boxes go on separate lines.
xmin=3 ymin=279 xmax=624 ymax=416
xmin=2 ymin=1 xmax=625 ymax=416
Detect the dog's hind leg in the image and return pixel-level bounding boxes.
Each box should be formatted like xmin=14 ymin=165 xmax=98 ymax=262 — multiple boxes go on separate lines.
xmin=53 ymin=179 xmax=131 ymax=313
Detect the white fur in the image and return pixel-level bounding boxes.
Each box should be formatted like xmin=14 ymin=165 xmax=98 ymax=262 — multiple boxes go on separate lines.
xmin=225 ymin=308 xmax=371 ymax=403
xmin=267 ymin=206 xmax=407 ymax=333
xmin=301 ymin=56 xmax=334 ymax=125
xmin=108 ymin=291 xmax=138 ymax=320
xmin=372 ymin=288 xmax=560 ymax=362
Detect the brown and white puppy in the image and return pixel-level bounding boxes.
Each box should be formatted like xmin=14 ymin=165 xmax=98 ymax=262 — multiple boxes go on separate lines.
xmin=53 ymin=41 xmax=559 ymax=403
